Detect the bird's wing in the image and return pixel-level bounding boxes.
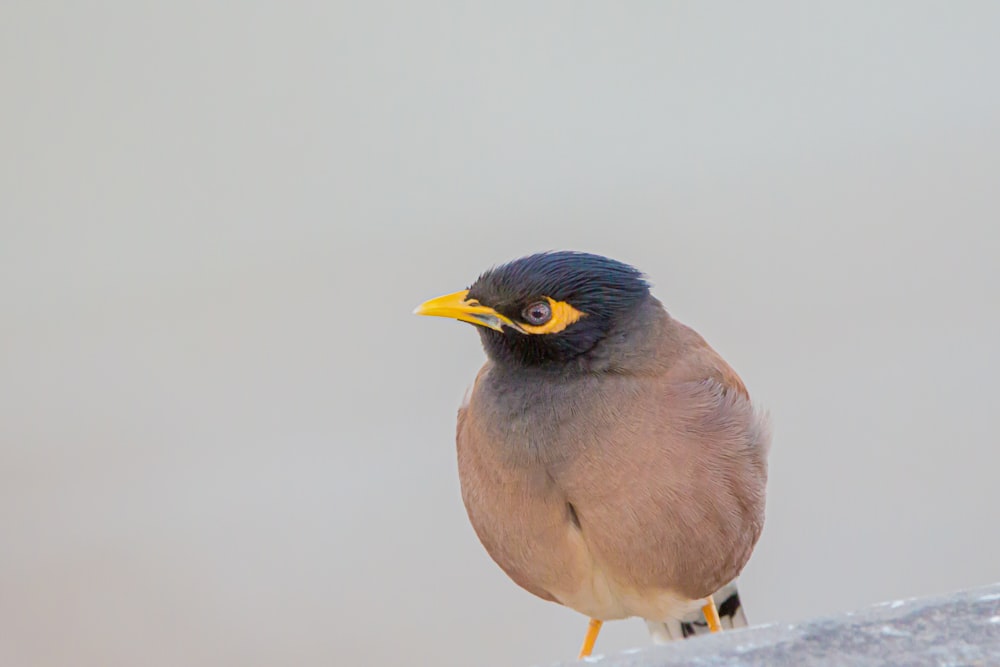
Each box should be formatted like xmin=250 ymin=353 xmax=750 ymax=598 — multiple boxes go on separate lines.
xmin=553 ymin=321 xmax=770 ymax=609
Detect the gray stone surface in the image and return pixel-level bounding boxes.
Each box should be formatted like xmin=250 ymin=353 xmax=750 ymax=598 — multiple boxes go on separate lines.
xmin=555 ymin=583 xmax=1000 ymax=667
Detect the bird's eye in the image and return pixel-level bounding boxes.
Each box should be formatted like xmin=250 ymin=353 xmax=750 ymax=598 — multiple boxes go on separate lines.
xmin=522 ymin=301 xmax=552 ymax=325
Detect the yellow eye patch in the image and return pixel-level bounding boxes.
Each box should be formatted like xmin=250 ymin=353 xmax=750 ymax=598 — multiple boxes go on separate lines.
xmin=517 ymin=297 xmax=586 ymax=334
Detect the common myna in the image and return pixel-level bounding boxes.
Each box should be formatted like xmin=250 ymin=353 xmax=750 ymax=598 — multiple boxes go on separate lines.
xmin=415 ymin=252 xmax=770 ymax=658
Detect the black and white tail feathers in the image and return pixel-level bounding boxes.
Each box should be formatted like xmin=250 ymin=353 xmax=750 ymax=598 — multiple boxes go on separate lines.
xmin=645 ymin=582 xmax=748 ymax=643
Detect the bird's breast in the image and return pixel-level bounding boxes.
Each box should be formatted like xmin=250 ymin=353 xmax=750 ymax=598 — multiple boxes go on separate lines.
xmin=469 ymin=369 xmax=623 ymax=468
xmin=457 ymin=369 xmax=676 ymax=619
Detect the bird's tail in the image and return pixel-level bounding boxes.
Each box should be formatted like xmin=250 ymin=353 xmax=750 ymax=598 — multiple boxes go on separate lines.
xmin=646 ymin=581 xmax=748 ymax=643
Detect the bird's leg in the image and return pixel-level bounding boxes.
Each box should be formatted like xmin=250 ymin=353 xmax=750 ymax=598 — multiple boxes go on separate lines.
xmin=701 ymin=597 xmax=722 ymax=632
xmin=577 ymin=618 xmax=603 ymax=659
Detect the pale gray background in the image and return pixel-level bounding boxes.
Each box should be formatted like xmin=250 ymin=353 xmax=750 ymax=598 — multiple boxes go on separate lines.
xmin=2 ymin=2 xmax=998 ymax=666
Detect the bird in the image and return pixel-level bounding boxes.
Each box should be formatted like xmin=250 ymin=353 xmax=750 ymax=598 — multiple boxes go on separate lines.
xmin=414 ymin=251 xmax=770 ymax=658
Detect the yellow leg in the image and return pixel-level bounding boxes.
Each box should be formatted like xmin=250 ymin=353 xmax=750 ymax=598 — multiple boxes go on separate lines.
xmin=702 ymin=597 xmax=722 ymax=633
xmin=577 ymin=618 xmax=603 ymax=659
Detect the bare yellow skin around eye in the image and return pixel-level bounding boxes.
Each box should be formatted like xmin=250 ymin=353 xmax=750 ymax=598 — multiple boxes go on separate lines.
xmin=517 ymin=297 xmax=586 ymax=335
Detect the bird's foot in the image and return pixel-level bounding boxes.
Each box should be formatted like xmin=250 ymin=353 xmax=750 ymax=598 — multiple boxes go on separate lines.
xmin=702 ymin=597 xmax=722 ymax=632
xmin=577 ymin=618 xmax=603 ymax=658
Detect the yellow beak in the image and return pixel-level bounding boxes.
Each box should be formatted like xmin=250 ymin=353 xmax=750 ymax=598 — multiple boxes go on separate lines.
xmin=413 ymin=290 xmax=518 ymax=332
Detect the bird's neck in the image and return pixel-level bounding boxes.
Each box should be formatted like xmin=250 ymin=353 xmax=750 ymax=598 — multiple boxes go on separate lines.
xmin=574 ymin=296 xmax=676 ymax=375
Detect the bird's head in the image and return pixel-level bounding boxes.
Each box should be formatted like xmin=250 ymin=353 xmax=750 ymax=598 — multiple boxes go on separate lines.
xmin=414 ymin=251 xmax=651 ymax=367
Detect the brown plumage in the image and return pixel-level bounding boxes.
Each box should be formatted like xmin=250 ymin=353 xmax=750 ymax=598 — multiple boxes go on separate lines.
xmin=415 ymin=251 xmax=770 ymax=652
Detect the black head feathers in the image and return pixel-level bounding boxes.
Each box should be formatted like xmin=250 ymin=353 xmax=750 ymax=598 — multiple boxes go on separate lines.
xmin=467 ymin=251 xmax=651 ymax=367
